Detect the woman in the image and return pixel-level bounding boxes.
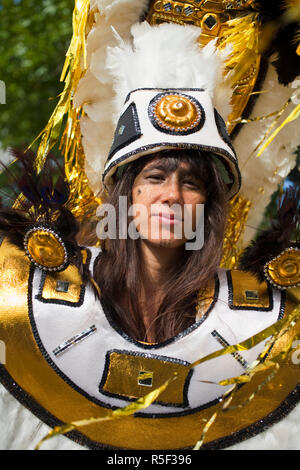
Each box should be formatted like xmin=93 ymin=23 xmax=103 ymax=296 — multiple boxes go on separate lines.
xmin=2 ymin=86 xmax=299 ymax=451
xmin=0 ymin=22 xmax=299 ymax=449
xmin=95 ymin=148 xmax=227 ymax=344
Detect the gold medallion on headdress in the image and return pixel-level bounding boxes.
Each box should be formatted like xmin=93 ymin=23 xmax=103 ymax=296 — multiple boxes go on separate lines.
xmin=149 ymin=92 xmax=204 ymax=134
xmin=264 ymin=247 xmax=300 ymax=290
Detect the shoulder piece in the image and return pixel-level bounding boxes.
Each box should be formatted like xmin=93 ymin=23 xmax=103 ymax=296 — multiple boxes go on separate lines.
xmin=227 ymin=269 xmax=272 ymax=311
xmin=0 ymin=238 xmax=91 ymax=308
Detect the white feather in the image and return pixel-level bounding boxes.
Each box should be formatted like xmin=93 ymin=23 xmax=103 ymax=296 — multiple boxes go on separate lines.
xmin=234 ymin=61 xmax=299 ymax=247
xmin=0 ymin=146 xmax=14 ymax=166
xmin=106 ymin=22 xmax=232 ymax=123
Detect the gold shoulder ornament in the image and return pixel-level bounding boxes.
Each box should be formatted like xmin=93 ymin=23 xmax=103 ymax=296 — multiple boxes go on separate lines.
xmin=264 ymin=247 xmax=300 ymax=290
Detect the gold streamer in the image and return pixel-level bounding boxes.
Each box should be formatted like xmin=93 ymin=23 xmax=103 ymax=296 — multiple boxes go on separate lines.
xmin=26 ymin=1 xmax=101 ymax=221
xmin=257 ymin=100 xmax=300 ymax=157
xmin=193 ymin=302 xmax=300 ymax=448
xmin=238 ymin=93 xmax=293 ymax=176
xmin=30 ymin=0 xmax=90 ymax=173
xmin=216 ymin=14 xmax=261 ymax=134
xmin=193 ymin=412 xmax=218 ymax=450
xmin=188 ymin=304 xmax=300 ymax=371
xmin=35 ymin=373 xmax=178 ymax=450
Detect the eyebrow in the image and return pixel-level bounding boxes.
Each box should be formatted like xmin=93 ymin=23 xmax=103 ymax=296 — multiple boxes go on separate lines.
xmin=142 ymin=162 xmax=199 ymax=179
xmin=143 ymin=164 xmax=169 ymax=174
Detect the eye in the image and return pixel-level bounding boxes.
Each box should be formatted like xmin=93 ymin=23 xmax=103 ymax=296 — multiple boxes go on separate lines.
xmin=183 ymin=179 xmax=198 ymax=188
xmin=146 ymin=173 xmax=165 ymax=182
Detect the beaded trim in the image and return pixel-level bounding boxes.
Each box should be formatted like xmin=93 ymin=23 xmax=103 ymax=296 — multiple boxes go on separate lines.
xmin=263 ymin=247 xmax=300 ymax=290
xmin=124 ymin=87 xmax=206 ymax=104
xmin=53 ymin=325 xmax=97 ymax=357
xmin=211 ymin=330 xmax=249 ymax=370
xmin=102 ymin=142 xmax=242 ymax=200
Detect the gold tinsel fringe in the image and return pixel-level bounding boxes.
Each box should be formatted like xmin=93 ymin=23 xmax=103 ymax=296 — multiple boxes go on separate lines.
xmin=221 ymin=194 xmax=252 ymax=269
xmin=29 ymin=0 xmax=100 ymax=220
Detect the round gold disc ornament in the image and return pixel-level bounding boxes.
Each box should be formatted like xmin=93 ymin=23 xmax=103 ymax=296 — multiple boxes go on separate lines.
xmin=149 ymin=92 xmax=204 ymax=134
xmin=24 ymin=227 xmax=68 ymax=272
xmin=264 ymin=247 xmax=300 ymax=290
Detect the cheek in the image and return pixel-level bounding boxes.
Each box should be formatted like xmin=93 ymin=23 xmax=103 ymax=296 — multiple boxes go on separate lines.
xmin=132 ymin=187 xmax=141 ymax=205
xmin=184 ymin=197 xmax=205 ymax=229
xmin=132 ymin=186 xmax=155 ymax=206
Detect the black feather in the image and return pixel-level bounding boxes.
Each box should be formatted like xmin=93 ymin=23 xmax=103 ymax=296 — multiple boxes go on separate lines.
xmin=239 ymin=187 xmax=300 ymax=282
xmin=0 ymin=148 xmax=86 ymax=275
xmin=255 ymin=0 xmax=300 ymax=84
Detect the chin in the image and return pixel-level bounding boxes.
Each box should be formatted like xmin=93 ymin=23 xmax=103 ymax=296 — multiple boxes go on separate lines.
xmin=143 ymin=237 xmax=186 ymax=249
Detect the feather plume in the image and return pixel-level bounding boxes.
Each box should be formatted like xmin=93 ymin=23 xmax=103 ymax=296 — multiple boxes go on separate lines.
xmin=239 ymin=187 xmax=300 ymax=282
xmin=106 ymin=22 xmax=232 ymax=123
xmin=74 ymin=12 xmax=232 ymax=196
xmin=0 ymin=149 xmax=90 ymax=283
xmin=233 ymin=62 xmax=299 ymax=246
xmin=255 ymin=0 xmax=300 ymax=84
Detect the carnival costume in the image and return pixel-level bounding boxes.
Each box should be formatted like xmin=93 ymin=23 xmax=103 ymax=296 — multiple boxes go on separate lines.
xmin=0 ymin=0 xmax=299 ymax=450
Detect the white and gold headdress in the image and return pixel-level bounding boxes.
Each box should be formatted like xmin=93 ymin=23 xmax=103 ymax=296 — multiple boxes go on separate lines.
xmin=99 ymin=22 xmax=240 ymax=198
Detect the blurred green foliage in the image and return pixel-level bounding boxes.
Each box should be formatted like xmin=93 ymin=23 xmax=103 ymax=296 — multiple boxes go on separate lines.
xmin=0 ymin=0 xmax=73 ymax=149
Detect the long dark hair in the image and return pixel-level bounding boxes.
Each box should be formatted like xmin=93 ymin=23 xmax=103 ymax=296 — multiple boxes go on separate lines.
xmin=94 ymin=149 xmax=228 ymax=342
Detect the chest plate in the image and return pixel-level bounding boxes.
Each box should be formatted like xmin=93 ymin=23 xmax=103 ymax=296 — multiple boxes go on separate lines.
xmin=0 ymin=239 xmax=299 ymax=450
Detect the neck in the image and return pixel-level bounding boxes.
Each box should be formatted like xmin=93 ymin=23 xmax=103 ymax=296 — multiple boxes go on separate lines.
xmin=139 ymin=240 xmax=184 ymax=287
xmin=135 ymin=241 xmax=184 ymax=342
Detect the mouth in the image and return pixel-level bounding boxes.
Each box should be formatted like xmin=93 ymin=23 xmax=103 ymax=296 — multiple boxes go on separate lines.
xmin=152 ymin=212 xmax=182 ymax=224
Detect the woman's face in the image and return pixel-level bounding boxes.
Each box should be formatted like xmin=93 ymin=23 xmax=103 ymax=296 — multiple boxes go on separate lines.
xmin=131 ymin=155 xmax=206 ymax=248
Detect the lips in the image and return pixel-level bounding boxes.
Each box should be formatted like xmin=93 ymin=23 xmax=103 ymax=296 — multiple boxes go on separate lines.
xmin=152 ymin=212 xmax=182 ymax=223
xmin=160 ymin=212 xmax=175 ymax=220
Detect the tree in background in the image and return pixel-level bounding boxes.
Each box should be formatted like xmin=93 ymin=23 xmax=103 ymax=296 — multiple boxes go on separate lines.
xmin=0 ymin=0 xmax=73 ymax=149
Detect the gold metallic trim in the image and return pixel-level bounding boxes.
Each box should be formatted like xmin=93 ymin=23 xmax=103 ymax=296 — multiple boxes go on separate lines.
xmin=265 ymin=248 xmax=300 ymax=289
xmin=101 ymin=351 xmax=190 ymax=406
xmin=147 ymin=0 xmax=262 ymax=134
xmin=40 ymin=266 xmax=83 ymax=303
xmin=230 ymin=270 xmax=271 ymax=309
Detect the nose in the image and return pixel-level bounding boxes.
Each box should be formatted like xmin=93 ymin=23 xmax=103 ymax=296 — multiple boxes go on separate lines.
xmin=160 ymin=175 xmax=182 ymax=205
